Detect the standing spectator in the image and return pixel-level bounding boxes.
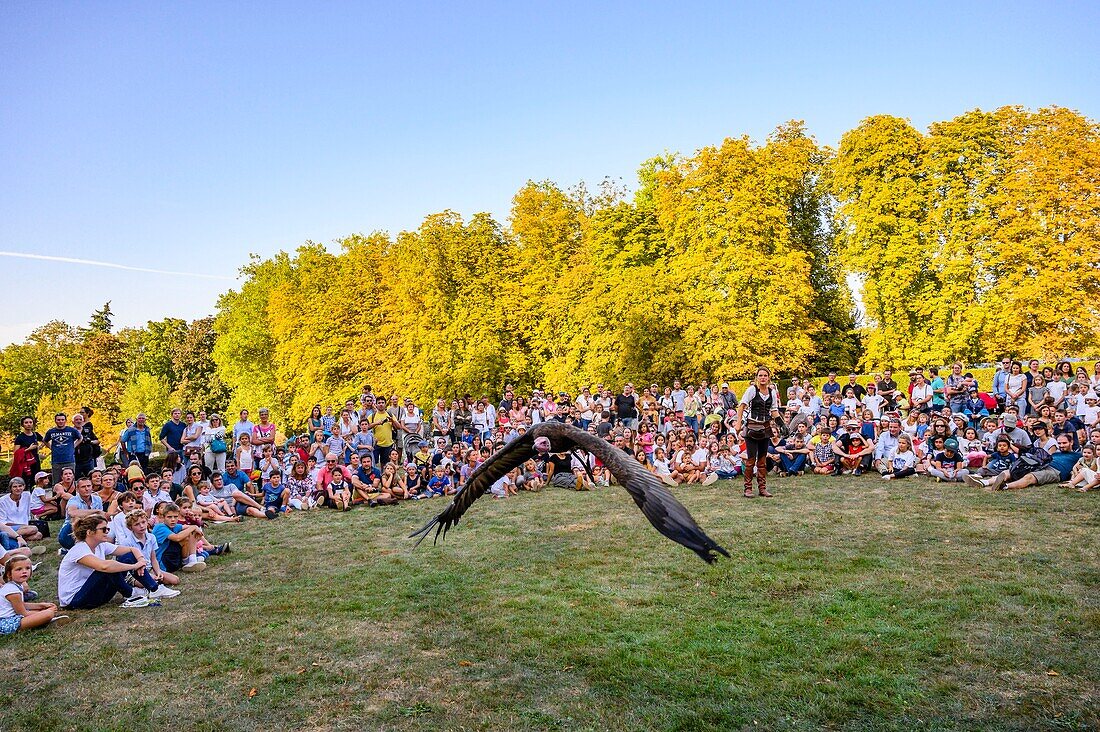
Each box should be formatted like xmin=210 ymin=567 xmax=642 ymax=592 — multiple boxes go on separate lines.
xmin=202 ymin=413 xmax=229 ymax=474
xmin=992 ymin=357 xmax=1011 ymax=409
xmin=909 ymin=373 xmax=933 ymax=414
xmin=251 ymin=408 xmax=277 ymax=460
xmin=876 ymin=369 xmax=900 ymax=412
xmin=945 ymin=362 xmax=968 ymax=413
xmin=120 ymin=414 xmax=153 ymax=473
xmin=159 ymin=408 xmax=187 ymax=478
xmin=845 ymin=373 xmax=866 ymax=400
xmin=12 ymin=416 xmax=44 ymax=483
xmin=73 ymin=409 xmax=100 ymax=478
xmin=43 ymin=412 xmax=82 ymax=485
xmin=614 ymin=385 xmax=639 ymax=430
xmin=232 ymin=409 xmax=255 ymax=445
xmin=821 ymin=371 xmax=841 ymax=397
xmin=1005 ymin=361 xmax=1028 ymax=416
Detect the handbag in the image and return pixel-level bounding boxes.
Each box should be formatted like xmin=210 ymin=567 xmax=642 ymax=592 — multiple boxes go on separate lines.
xmin=210 ymin=437 xmax=228 ymax=454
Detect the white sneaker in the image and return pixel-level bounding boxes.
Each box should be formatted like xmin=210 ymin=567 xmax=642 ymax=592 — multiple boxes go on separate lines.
xmin=181 ymin=558 xmax=207 ymax=573
xmin=701 ymin=473 xmax=719 ymax=486
xmin=882 ymin=474 xmax=893 ymax=481
xmin=121 ymin=595 xmax=152 ymax=609
xmin=149 ymin=585 xmax=181 ymax=599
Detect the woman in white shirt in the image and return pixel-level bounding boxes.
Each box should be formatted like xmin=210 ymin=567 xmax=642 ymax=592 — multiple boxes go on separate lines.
xmin=57 ymin=513 xmax=152 ymax=610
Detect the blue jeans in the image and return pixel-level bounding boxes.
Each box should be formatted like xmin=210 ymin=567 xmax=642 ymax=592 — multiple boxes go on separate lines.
xmin=781 ymin=454 xmax=807 ymax=473
xmin=116 ymin=552 xmax=159 ymax=591
xmin=58 ymin=522 xmax=75 ymax=550
xmin=65 ymin=569 xmax=136 ymax=609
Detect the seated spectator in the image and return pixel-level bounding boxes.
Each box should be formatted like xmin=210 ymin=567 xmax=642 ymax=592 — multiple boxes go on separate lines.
xmin=0 ymin=478 xmax=44 ymax=544
xmin=1062 ymin=444 xmax=1098 ymax=492
xmin=151 ymin=503 xmax=210 ymax=572
xmin=1 ymin=556 xmax=67 ymax=634
xmin=322 ymin=466 xmax=353 ymax=510
xmin=118 ymin=509 xmax=180 ymax=600
xmin=58 ymin=477 xmax=104 ymax=552
xmin=775 ymin=436 xmax=808 ymax=476
xmin=881 ymin=433 xmax=918 ymax=480
xmin=928 ymin=438 xmax=969 ymax=482
xmin=809 ymin=425 xmax=836 ymax=475
xmin=57 ymin=513 xmax=156 ymax=610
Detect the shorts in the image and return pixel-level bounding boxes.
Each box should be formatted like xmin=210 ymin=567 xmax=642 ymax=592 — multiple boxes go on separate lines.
xmin=234 ymin=502 xmax=251 ymax=517
xmin=550 ymin=473 xmax=577 ymax=490
xmin=1030 ymin=467 xmax=1061 ymax=486
xmin=0 ymin=615 xmax=21 ymax=635
xmin=0 ymin=534 xmax=19 ymax=551
xmin=161 ymin=541 xmax=184 ymax=572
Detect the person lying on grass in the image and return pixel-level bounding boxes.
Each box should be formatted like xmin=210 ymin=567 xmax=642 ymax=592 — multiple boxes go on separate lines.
xmin=970 ymin=434 xmax=1081 ymax=491
xmin=1 ymin=556 xmax=68 ymax=634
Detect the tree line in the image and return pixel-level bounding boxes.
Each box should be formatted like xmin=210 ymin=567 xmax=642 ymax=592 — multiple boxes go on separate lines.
xmin=1 ymin=106 xmax=1096 ymax=436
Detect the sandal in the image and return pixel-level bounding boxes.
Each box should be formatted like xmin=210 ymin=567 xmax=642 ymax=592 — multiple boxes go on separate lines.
xmin=743 ymin=487 xmax=755 ymax=498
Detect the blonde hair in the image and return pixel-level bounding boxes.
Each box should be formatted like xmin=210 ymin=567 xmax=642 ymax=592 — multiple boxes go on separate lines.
xmin=124 ymin=508 xmax=149 ymax=529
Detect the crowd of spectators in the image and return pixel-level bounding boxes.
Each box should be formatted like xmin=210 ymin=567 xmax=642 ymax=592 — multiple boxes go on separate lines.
xmin=3 ymin=359 xmax=1098 ymax=634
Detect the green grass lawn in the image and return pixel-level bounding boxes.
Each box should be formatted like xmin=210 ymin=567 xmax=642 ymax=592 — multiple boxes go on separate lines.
xmin=4 ymin=477 xmax=1098 ymax=731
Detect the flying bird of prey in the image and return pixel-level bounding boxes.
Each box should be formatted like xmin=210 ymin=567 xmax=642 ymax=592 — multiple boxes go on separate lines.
xmin=410 ymin=422 xmax=730 ymax=563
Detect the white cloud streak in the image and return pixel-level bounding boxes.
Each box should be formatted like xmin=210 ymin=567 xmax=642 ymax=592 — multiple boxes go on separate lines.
xmin=0 ymin=251 xmax=237 ymax=281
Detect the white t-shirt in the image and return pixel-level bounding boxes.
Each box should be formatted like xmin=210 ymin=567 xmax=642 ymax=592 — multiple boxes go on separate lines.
xmin=58 ymin=541 xmax=117 ymax=607
xmin=0 ymin=580 xmax=23 ymax=618
xmin=862 ymin=394 xmax=886 ymax=419
xmin=1046 ymin=380 xmax=1067 ymax=406
xmin=910 ymin=383 xmax=933 ymax=406
xmin=29 ymin=487 xmax=48 ymax=511
xmin=108 ymin=512 xmax=133 ymax=544
xmin=0 ymin=493 xmax=31 ymax=527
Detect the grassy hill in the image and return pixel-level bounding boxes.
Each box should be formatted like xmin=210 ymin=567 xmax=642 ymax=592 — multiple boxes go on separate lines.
xmin=3 ymin=477 xmax=1098 ymax=731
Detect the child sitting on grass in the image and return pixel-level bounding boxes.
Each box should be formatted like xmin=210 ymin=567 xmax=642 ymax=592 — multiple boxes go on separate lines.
xmin=195 ymin=481 xmax=240 ymax=522
xmin=151 ymin=503 xmax=207 ymax=574
xmin=107 ymin=491 xmax=140 ymax=543
xmin=422 ymin=466 xmax=453 ymax=498
xmin=1 ymin=556 xmax=68 ymax=634
xmin=490 ymin=468 xmax=518 ymax=498
xmin=262 ymin=471 xmax=289 ymax=518
xmin=1062 ymin=444 xmax=1098 ymax=492
xmin=119 ymin=509 xmax=180 ymax=600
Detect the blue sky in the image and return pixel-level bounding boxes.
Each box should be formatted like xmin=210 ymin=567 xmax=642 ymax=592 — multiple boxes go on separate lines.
xmin=1 ymin=1 xmax=1097 ymax=344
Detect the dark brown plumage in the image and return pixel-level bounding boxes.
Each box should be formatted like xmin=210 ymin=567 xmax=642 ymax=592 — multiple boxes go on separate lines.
xmin=409 ymin=422 xmax=731 ymax=563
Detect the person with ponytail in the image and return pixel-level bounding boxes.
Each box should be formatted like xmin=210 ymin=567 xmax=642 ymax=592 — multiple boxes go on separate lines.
xmin=734 ymin=367 xmax=782 ymax=498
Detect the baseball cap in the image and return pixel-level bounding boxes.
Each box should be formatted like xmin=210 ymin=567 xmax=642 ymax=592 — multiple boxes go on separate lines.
xmin=944 ymin=438 xmax=959 ymax=450
xmin=35 ymin=471 xmax=49 ymax=480
xmin=534 ymin=436 xmax=551 ymax=452
xmin=846 ymin=419 xmax=859 ymax=426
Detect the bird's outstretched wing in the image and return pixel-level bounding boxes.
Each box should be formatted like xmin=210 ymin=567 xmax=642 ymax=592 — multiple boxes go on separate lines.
xmin=410 ymin=422 xmax=730 ymax=564
xmin=562 ymin=427 xmax=731 ymax=564
xmin=409 ymin=430 xmax=535 ymax=547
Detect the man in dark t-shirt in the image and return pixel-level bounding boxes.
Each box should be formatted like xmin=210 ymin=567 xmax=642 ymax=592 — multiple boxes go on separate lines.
xmin=43 ymin=412 xmax=82 ymax=484
xmin=614 ymin=386 xmax=638 ymax=429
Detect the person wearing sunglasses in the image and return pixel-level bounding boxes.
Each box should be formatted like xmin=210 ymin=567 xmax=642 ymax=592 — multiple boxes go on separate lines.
xmin=57 ymin=513 xmax=156 ymax=610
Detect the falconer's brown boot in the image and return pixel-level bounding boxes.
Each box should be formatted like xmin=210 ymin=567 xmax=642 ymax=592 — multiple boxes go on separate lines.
xmin=757 ymin=460 xmax=773 ymax=498
xmin=743 ymin=462 xmax=755 ymax=498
